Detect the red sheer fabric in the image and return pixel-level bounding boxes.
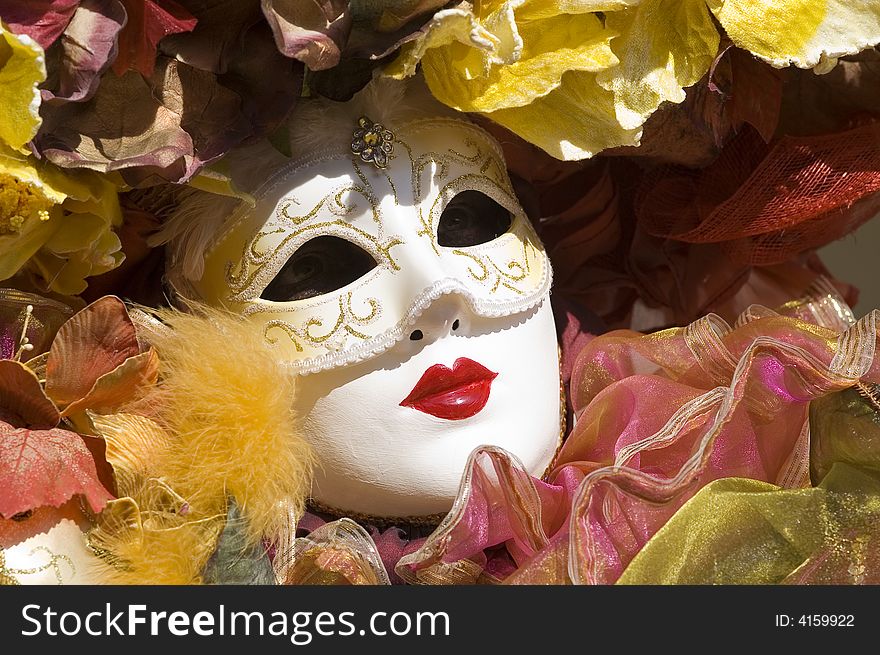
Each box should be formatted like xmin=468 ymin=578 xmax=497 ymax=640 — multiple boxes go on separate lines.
xmin=635 ymin=123 xmax=880 ymax=265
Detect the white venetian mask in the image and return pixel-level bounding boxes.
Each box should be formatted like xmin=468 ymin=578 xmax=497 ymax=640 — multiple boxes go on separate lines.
xmin=176 ymin=106 xmax=562 ymax=518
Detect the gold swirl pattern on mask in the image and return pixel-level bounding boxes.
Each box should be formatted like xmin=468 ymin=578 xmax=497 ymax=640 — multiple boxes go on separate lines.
xmin=397 ymin=137 xmax=489 ymax=201
xmin=0 ymin=545 xmax=75 ymax=585
xmin=450 ymin=227 xmax=541 ymax=295
xmin=261 ymin=291 xmax=382 ymax=353
xmin=451 ymin=245 xmax=535 ymax=295
xmin=397 ymin=136 xmax=509 ymax=257
xmin=425 ymin=169 xmax=521 ymax=250
xmin=425 ymin=171 xmax=542 ymax=295
xmin=225 ymin=176 xmax=404 ymax=300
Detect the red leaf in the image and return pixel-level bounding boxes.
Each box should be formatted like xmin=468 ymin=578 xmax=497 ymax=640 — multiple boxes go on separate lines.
xmin=45 ymin=296 xmax=141 ymax=409
xmin=0 ymin=420 xmax=113 ymax=518
xmin=0 ymin=0 xmax=81 ymax=49
xmin=0 ymin=360 xmax=60 ymax=429
xmin=112 ymin=0 xmax=198 ymax=77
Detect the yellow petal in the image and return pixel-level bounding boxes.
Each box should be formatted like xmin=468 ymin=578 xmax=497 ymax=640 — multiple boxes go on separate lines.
xmin=0 ymin=22 xmax=46 ymax=152
xmin=516 ymin=0 xmax=642 ymax=21
xmin=597 ymin=0 xmax=720 ymax=130
xmin=50 ymin=169 xmax=123 ymax=227
xmin=708 ymin=0 xmax=880 ymax=70
xmin=89 ymin=229 xmax=125 ymax=274
xmin=484 ymin=69 xmax=642 ymax=160
xmin=43 ymin=212 xmax=108 ymax=254
xmin=0 ymin=146 xmax=67 ymax=204
xmin=31 ymin=229 xmax=124 ymax=295
xmin=0 ymin=209 xmax=59 ymax=279
xmin=0 ymin=147 xmax=122 ymax=288
xmin=385 ymin=7 xmax=503 ymax=80
xmin=424 ymin=12 xmax=618 ymax=112
xmin=0 ymin=151 xmax=62 ymax=279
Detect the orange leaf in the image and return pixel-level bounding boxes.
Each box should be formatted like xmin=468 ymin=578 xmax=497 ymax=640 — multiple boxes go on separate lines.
xmin=0 ymin=419 xmax=113 ymax=518
xmin=0 ymin=360 xmax=60 ymax=429
xmin=45 ymin=296 xmax=140 ymax=409
xmin=112 ymin=0 xmax=198 ymax=77
xmin=62 ymin=348 xmax=160 ymax=418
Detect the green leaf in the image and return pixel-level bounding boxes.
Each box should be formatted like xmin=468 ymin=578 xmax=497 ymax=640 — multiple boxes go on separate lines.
xmin=202 ymin=496 xmax=276 ymax=585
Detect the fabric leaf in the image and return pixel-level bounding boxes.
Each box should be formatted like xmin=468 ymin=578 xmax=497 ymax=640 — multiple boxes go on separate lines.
xmin=0 ymin=360 xmax=60 ymax=429
xmin=0 ymin=0 xmax=80 ymax=50
xmin=160 ymin=0 xmax=262 ymax=74
xmin=35 ymin=57 xmax=256 ymax=184
xmin=43 ymin=0 xmax=127 ymax=104
xmin=45 ymin=296 xmax=140 ymax=409
xmin=112 ymin=0 xmax=198 ymax=76
xmin=708 ymin=44 xmax=783 ymax=144
xmin=261 ymin=0 xmax=351 ymax=71
xmin=36 ymin=65 xmax=195 ymax=180
xmin=202 ymin=497 xmax=277 ymax=585
xmin=777 ymin=54 xmax=880 ymax=136
xmin=62 ymin=348 xmax=159 ymax=417
xmin=0 ymin=418 xmax=113 ymax=517
xmin=216 ymin=22 xmax=304 ymax=138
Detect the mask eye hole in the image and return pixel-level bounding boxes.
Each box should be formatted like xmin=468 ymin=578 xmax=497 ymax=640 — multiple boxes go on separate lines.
xmin=260 ymin=236 xmax=378 ymax=302
xmin=437 ymin=190 xmax=513 ymax=247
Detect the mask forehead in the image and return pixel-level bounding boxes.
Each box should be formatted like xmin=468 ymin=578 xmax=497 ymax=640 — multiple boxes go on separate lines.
xmin=193 ymin=118 xmax=552 ymax=374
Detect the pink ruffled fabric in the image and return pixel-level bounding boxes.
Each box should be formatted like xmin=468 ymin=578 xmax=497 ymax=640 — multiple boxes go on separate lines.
xmin=391 ymin=286 xmax=880 ymax=584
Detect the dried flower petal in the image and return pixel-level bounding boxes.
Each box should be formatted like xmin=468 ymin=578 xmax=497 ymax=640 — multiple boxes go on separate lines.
xmin=36 ymin=52 xmax=298 ymax=185
xmin=45 ymin=296 xmax=140 ymax=409
xmin=112 ymin=0 xmax=198 ymax=77
xmin=0 ymin=360 xmax=60 ymax=429
xmin=0 ymin=0 xmax=80 ymax=49
xmin=42 ymin=0 xmax=126 ymax=104
xmin=261 ymin=0 xmax=350 ymax=71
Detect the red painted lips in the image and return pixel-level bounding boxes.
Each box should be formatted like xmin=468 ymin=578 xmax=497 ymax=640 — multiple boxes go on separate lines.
xmin=400 ymin=357 xmax=498 ymax=420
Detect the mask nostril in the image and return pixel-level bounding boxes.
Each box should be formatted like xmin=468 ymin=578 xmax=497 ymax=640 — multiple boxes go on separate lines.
xmin=452 ymin=319 xmax=460 ymax=331
xmin=409 ymin=329 xmax=424 ymax=341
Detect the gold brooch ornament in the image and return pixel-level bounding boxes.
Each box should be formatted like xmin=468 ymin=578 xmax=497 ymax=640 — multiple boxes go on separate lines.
xmin=351 ymin=116 xmax=394 ymax=169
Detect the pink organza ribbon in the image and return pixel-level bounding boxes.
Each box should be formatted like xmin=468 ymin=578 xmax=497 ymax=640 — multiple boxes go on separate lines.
xmin=396 ymin=290 xmax=880 ymax=584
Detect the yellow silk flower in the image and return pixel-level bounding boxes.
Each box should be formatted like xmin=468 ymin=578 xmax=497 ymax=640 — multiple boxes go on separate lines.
xmin=0 ymin=21 xmax=45 ymax=153
xmin=386 ymin=1 xmax=640 ymax=160
xmin=386 ymin=0 xmax=880 ymax=160
xmin=0 ymin=147 xmax=124 ymax=295
xmin=709 ymin=0 xmax=880 ymax=72
xmin=0 ymin=21 xmax=123 ymax=295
